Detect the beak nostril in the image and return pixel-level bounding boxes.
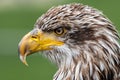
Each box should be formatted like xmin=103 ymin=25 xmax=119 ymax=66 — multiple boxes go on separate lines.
xmin=31 ymin=35 xmax=39 ymax=42
xmin=31 ymin=36 xmax=37 ymax=39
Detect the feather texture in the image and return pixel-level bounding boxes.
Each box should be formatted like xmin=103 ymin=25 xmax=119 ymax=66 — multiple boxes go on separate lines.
xmin=34 ymin=3 xmax=120 ymax=80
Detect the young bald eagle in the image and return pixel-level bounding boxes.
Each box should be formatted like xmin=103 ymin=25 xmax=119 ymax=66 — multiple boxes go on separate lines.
xmin=18 ymin=3 xmax=120 ymax=80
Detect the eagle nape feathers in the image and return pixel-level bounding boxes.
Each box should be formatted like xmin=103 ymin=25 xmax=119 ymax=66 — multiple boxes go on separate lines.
xmin=18 ymin=3 xmax=120 ymax=80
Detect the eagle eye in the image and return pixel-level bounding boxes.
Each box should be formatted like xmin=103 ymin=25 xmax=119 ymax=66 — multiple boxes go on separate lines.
xmin=54 ymin=27 xmax=65 ymax=35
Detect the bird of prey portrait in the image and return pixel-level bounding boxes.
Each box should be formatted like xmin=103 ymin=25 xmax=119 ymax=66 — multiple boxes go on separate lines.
xmin=18 ymin=3 xmax=120 ymax=80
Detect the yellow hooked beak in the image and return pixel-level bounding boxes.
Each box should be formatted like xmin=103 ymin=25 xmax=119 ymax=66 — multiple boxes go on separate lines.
xmin=18 ymin=29 xmax=64 ymax=66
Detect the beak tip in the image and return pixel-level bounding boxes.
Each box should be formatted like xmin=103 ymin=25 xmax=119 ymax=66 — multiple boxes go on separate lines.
xmin=20 ymin=54 xmax=29 ymax=66
xmin=23 ymin=61 xmax=29 ymax=66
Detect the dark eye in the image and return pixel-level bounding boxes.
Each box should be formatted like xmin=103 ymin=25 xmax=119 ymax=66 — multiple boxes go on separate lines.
xmin=54 ymin=27 xmax=65 ymax=35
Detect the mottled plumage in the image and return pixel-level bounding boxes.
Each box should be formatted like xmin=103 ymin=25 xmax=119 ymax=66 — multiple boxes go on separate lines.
xmin=19 ymin=3 xmax=120 ymax=80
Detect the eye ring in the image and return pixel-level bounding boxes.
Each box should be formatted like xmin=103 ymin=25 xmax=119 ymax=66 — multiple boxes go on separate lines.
xmin=54 ymin=27 xmax=65 ymax=35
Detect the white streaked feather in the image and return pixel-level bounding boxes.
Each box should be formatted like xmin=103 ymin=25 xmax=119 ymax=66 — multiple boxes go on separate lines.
xmin=89 ymin=62 xmax=93 ymax=76
xmin=100 ymin=61 xmax=105 ymax=71
xmin=93 ymin=72 xmax=99 ymax=80
xmin=75 ymin=61 xmax=81 ymax=80
xmin=80 ymin=72 xmax=83 ymax=80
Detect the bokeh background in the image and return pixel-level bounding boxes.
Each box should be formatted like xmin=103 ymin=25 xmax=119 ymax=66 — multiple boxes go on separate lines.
xmin=0 ymin=0 xmax=120 ymax=80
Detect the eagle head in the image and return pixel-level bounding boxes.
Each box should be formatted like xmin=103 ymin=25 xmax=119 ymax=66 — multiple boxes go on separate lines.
xmin=18 ymin=3 xmax=120 ymax=80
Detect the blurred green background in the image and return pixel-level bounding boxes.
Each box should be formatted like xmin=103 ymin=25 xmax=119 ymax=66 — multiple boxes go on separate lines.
xmin=0 ymin=0 xmax=120 ymax=80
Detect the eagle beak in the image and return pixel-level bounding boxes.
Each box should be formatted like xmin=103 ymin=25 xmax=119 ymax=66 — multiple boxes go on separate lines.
xmin=18 ymin=29 xmax=63 ymax=66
